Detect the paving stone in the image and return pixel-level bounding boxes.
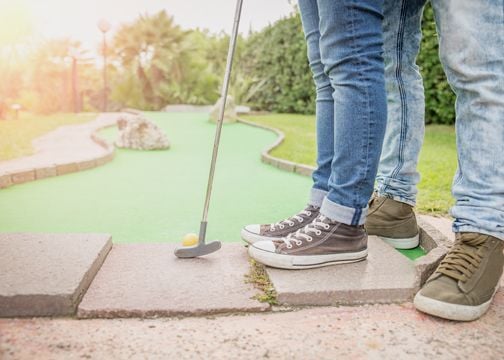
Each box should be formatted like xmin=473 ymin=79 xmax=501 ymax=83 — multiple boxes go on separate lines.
xmin=0 ymin=174 xmax=12 ymax=189
xmin=420 ymin=215 xmax=454 ymax=242
xmin=261 ymin=154 xmax=277 ymax=167
xmin=77 ymin=243 xmax=269 ymax=318
xmin=95 ymin=152 xmax=114 ymax=166
xmin=276 ymin=159 xmax=296 ymax=172
xmin=10 ymin=170 xmax=35 ymax=184
xmin=56 ymin=162 xmax=79 ymax=175
xmin=77 ymin=159 xmax=96 ymax=171
xmin=35 ymin=166 xmax=57 ymax=179
xmin=265 ymin=236 xmax=417 ymax=306
xmin=294 ymin=164 xmax=315 ymax=177
xmin=0 ymin=233 xmax=112 ymax=317
xmin=3 ymin=290 xmax=503 ymax=359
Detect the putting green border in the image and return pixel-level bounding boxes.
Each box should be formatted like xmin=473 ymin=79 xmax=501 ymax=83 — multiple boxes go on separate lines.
xmin=236 ymin=117 xmax=315 ymax=177
xmin=0 ymin=115 xmax=118 ymax=190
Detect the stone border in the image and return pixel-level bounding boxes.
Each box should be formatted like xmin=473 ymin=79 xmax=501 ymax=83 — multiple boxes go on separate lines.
xmin=237 ymin=117 xmax=450 ymax=287
xmin=0 ymin=117 xmax=117 ymax=190
xmin=413 ymin=217 xmax=451 ymax=286
xmin=236 ymin=118 xmax=316 ymax=177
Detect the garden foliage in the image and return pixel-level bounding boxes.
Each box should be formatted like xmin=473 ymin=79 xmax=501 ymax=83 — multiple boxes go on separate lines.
xmin=0 ymin=6 xmax=456 ymax=124
xmin=241 ymin=4 xmax=455 ymax=124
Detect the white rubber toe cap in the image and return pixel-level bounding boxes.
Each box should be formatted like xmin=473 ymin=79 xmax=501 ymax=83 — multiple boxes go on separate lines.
xmin=251 ymin=240 xmax=276 ymax=253
xmin=244 ymin=224 xmax=260 ymax=235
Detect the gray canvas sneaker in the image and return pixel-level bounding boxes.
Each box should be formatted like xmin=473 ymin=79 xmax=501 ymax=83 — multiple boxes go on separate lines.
xmin=241 ymin=205 xmax=320 ymax=245
xmin=365 ymin=193 xmax=419 ymax=249
xmin=248 ymin=214 xmax=368 ymax=269
xmin=414 ymin=233 xmax=504 ymax=321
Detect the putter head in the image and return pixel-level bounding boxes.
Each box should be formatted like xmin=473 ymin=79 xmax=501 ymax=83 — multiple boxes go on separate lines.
xmin=174 ymin=240 xmax=222 ymax=258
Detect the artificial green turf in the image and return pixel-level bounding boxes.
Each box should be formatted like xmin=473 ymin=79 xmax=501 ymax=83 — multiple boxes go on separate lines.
xmin=0 ymin=111 xmax=425 ymax=260
xmin=0 ymin=112 xmax=311 ymax=244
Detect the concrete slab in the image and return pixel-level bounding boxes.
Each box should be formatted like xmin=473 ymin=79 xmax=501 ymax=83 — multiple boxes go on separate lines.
xmin=0 ymin=174 xmax=12 ymax=188
xmin=77 ymin=159 xmax=96 ymax=171
xmin=0 ymin=233 xmax=112 ymax=317
xmin=35 ymin=166 xmax=57 ymax=180
xmin=77 ymin=243 xmax=269 ymax=318
xmin=420 ymin=215 xmax=454 ymax=242
xmin=10 ymin=170 xmax=35 ymax=184
xmin=56 ymin=163 xmax=78 ymax=176
xmin=2 ymin=290 xmax=503 ymax=359
xmin=265 ymin=236 xmax=417 ymax=306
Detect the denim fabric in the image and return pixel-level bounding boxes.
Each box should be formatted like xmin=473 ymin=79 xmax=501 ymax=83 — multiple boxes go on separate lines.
xmin=299 ymin=0 xmax=387 ymax=226
xmin=376 ymin=0 xmax=427 ymax=206
xmin=377 ymin=0 xmax=504 ymax=240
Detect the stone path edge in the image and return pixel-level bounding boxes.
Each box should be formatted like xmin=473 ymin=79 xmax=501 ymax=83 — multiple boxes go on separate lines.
xmin=236 ymin=117 xmax=316 ymax=177
xmin=0 ymin=115 xmax=119 ymax=190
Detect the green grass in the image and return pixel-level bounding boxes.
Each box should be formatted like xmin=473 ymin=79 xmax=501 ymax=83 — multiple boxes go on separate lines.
xmin=242 ymin=114 xmax=456 ymax=215
xmin=0 ymin=113 xmax=96 ymax=161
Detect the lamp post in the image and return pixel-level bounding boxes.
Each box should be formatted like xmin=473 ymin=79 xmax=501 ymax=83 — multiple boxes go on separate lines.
xmin=68 ymin=48 xmax=80 ymax=113
xmin=97 ymin=19 xmax=111 ymax=112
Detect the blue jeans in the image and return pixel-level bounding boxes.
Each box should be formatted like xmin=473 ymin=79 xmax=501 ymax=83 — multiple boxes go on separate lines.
xmin=377 ymin=0 xmax=504 ymax=240
xmin=299 ymin=0 xmax=387 ymax=226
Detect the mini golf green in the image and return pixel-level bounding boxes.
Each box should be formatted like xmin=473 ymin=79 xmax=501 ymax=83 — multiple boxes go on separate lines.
xmin=0 ymin=111 xmax=424 ymax=260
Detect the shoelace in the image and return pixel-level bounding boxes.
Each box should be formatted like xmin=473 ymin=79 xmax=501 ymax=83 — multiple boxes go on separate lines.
xmin=281 ymin=215 xmax=331 ymax=249
xmin=269 ymin=209 xmax=313 ymax=231
xmin=436 ymin=235 xmax=487 ymax=282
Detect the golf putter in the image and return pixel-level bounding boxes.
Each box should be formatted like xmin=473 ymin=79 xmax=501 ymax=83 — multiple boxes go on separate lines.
xmin=175 ymin=0 xmax=244 ymax=258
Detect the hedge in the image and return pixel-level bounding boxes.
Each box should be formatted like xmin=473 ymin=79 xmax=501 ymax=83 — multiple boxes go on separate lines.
xmin=240 ymin=3 xmax=456 ymax=125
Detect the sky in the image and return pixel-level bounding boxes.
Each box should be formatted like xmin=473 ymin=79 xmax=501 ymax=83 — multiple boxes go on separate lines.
xmin=0 ymin=0 xmax=295 ymax=53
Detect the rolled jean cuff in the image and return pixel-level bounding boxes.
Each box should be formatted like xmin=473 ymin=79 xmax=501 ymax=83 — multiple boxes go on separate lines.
xmin=309 ymin=187 xmax=328 ymax=207
xmin=375 ymin=182 xmax=417 ymax=207
xmin=453 ymin=224 xmax=504 ymax=242
xmin=376 ymin=189 xmax=416 ymax=207
xmin=320 ymin=197 xmax=368 ymax=226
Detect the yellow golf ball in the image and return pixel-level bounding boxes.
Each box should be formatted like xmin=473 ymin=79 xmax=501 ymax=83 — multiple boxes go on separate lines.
xmin=182 ymin=233 xmax=198 ymax=247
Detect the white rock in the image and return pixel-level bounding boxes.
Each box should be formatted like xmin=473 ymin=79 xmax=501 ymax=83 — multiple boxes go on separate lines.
xmin=115 ymin=115 xmax=170 ymax=151
xmin=209 ymin=95 xmax=237 ymax=124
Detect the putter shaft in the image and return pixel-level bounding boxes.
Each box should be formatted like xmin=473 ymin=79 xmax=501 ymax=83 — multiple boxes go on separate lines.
xmin=199 ymin=0 xmax=244 ymax=244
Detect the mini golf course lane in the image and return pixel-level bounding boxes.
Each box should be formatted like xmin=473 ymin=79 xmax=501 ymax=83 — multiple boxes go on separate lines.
xmin=0 ymin=111 xmax=424 ymax=260
xmin=0 ymin=112 xmax=311 ymax=244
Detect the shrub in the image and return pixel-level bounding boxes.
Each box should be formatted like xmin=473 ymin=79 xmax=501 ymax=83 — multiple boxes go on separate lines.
xmin=240 ymin=4 xmax=456 ymax=124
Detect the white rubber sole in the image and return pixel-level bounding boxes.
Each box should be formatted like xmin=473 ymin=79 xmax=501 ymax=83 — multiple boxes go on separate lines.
xmin=240 ymin=228 xmax=282 ymax=245
xmin=248 ymin=245 xmax=368 ymax=270
xmin=413 ymin=291 xmax=494 ymax=322
xmin=379 ymin=234 xmax=420 ymax=250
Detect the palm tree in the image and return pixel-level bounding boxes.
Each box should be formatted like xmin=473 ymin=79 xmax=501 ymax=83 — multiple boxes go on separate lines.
xmin=113 ymin=11 xmax=187 ymax=108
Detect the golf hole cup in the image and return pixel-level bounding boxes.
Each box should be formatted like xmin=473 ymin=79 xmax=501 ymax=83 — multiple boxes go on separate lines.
xmin=182 ymin=233 xmax=198 ymax=247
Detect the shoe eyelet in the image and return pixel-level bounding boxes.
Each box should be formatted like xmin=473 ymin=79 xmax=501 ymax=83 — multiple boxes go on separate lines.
xmin=287 ymin=244 xmax=293 ymax=249
xmin=298 ymin=219 xmax=303 ymax=223
xmin=316 ymin=230 xmax=322 ymax=235
xmin=309 ymin=237 xmax=313 ymax=242
xmin=307 ymin=211 xmax=312 ymax=216
xmin=288 ymin=222 xmax=295 ymax=226
xmin=295 ymin=241 xmax=303 ymax=246
xmin=279 ymin=225 xmax=285 ymax=229
xmin=324 ymin=225 xmax=330 ymax=230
